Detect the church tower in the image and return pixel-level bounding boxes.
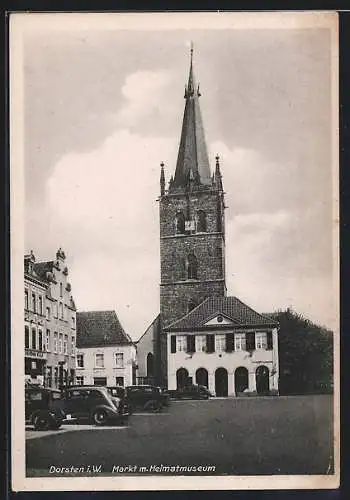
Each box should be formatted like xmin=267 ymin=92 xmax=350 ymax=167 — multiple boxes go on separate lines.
xmin=157 ymin=46 xmax=227 ymax=384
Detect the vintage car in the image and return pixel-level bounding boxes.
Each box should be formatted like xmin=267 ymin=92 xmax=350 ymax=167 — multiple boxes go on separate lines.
xmin=124 ymin=385 xmax=170 ymax=412
xmin=61 ymin=386 xmax=130 ymax=426
xmin=172 ymin=384 xmax=213 ymax=400
xmin=25 ymin=385 xmax=67 ymax=430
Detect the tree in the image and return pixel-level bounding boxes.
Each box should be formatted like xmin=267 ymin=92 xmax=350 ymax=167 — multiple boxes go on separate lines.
xmin=269 ymin=309 xmax=333 ymax=395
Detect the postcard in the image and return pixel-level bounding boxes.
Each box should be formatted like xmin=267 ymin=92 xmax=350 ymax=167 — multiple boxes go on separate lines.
xmin=10 ymin=11 xmax=339 ymax=491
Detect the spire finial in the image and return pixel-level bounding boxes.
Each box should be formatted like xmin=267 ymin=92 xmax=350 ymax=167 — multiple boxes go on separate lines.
xmin=160 ymin=161 xmax=165 ymax=196
xmin=190 ymin=41 xmax=194 ymax=61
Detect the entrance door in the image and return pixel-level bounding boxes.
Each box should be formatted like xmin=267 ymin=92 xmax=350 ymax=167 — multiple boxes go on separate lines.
xmin=235 ymin=367 xmax=249 ymax=395
xmin=215 ymin=368 xmax=228 ymax=397
xmin=195 ymin=368 xmax=208 ymax=388
xmin=256 ymin=365 xmax=270 ymax=395
xmin=176 ymin=368 xmax=189 ymax=389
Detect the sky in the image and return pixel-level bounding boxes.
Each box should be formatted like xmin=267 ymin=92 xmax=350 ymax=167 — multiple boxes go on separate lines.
xmin=20 ymin=13 xmax=338 ymax=338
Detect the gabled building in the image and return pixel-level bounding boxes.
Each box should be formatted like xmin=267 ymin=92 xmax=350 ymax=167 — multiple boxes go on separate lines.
xmin=137 ymin=46 xmax=280 ymax=396
xmin=76 ymin=311 xmax=137 ymax=387
xmin=24 ymin=248 xmax=77 ymax=388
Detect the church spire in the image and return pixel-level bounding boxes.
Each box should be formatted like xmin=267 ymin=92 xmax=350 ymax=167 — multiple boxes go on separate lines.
xmin=171 ymin=44 xmax=211 ymax=190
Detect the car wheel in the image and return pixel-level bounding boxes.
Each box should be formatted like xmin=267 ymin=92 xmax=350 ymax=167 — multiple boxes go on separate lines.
xmin=34 ymin=414 xmax=51 ymax=431
xmin=93 ymin=410 xmax=108 ymax=426
xmin=144 ymin=400 xmax=161 ymax=412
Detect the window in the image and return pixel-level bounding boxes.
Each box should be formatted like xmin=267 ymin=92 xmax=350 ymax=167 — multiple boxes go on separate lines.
xmin=38 ymin=330 xmax=43 ymax=351
xmin=53 ymin=332 xmax=58 ymax=353
xmin=59 ymin=303 xmax=63 ymax=319
xmin=25 ymin=326 xmax=29 ymax=349
xmin=60 ymin=282 xmax=63 ymax=297
xmin=197 ymin=210 xmax=207 ymax=232
xmin=95 ymin=353 xmax=104 ymax=368
xmin=93 ymin=377 xmax=107 ymax=387
xmin=256 ymin=332 xmax=267 ymax=350
xmin=31 ymin=328 xmax=37 ymax=350
xmin=46 ymin=306 xmax=51 ymax=321
xmin=72 ymin=316 xmax=76 ymax=329
xmin=25 ymin=290 xmax=29 ymax=310
xmin=76 ymin=354 xmax=84 ymax=368
xmin=71 ymin=336 xmax=75 ymax=355
xmin=215 ymin=334 xmax=226 ymax=352
xmin=58 ymin=333 xmax=63 ymax=354
xmin=176 ymin=335 xmax=187 ymax=352
xmin=46 ymin=366 xmax=52 ymax=387
xmin=54 ymin=367 xmax=59 ymax=387
xmin=116 ymin=377 xmax=124 ymax=386
xmin=234 ymin=333 xmax=246 ymax=351
xmin=195 ymin=335 xmax=206 ymax=352
xmin=76 ymin=376 xmax=84 ymax=386
xmin=32 ymin=293 xmax=36 ymax=313
xmin=54 ymin=302 xmax=58 ymax=318
xmin=187 ymin=253 xmax=198 ymax=279
xmin=63 ymin=335 xmax=68 ymax=354
xmin=38 ymin=296 xmax=43 ymax=315
xmin=115 ymin=353 xmax=124 ymax=368
xmin=46 ymin=330 xmax=50 ymax=352
xmin=186 ymin=335 xmax=195 ymax=353
xmin=176 ymin=212 xmax=185 ymax=234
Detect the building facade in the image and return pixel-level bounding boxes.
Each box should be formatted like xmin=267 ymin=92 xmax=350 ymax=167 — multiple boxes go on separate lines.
xmin=76 ymin=311 xmax=137 ymax=387
xmin=135 ymin=315 xmax=161 ymax=385
xmin=24 ymin=248 xmax=77 ymax=388
xmin=152 ymin=47 xmax=280 ymax=394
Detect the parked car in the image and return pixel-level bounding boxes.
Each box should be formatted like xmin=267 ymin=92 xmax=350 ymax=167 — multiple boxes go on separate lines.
xmin=25 ymin=385 xmax=68 ymax=430
xmin=173 ymin=384 xmax=213 ymax=400
xmin=106 ymin=386 xmax=133 ymax=414
xmin=125 ymin=385 xmax=169 ymax=412
xmin=61 ymin=386 xmax=130 ymax=426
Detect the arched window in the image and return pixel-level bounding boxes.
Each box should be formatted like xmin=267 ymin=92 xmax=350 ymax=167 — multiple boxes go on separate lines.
xmin=176 ymin=212 xmax=185 ymax=234
xmin=146 ymin=352 xmax=154 ymax=377
xmin=197 ymin=210 xmax=207 ymax=232
xmin=187 ymin=253 xmax=198 ymax=279
xmin=188 ymin=299 xmax=197 ymax=313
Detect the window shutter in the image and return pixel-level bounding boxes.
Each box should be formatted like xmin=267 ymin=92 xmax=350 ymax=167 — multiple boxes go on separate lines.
xmin=206 ymin=334 xmax=215 ymax=353
xmin=225 ymin=332 xmax=234 ymax=352
xmin=187 ymin=335 xmax=195 ymax=353
xmin=267 ymin=331 xmax=273 ymax=350
xmin=246 ymin=332 xmax=255 ymax=351
xmin=170 ymin=335 xmax=176 ymax=353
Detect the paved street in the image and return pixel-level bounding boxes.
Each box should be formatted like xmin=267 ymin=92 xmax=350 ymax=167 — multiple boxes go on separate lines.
xmin=26 ymin=396 xmax=334 ymax=477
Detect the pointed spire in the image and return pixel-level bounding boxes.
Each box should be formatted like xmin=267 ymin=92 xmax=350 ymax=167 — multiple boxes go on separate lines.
xmin=215 ymin=154 xmax=223 ymax=191
xmin=160 ymin=161 xmax=165 ymax=196
xmin=171 ymin=45 xmax=211 ymax=190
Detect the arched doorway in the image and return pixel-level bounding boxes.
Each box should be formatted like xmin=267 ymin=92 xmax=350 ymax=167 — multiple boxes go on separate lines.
xmin=235 ymin=367 xmax=249 ymax=395
xmin=256 ymin=365 xmax=270 ymax=395
xmin=176 ymin=368 xmax=189 ymax=389
xmin=215 ymin=368 xmax=228 ymax=397
xmin=195 ymin=368 xmax=208 ymax=388
xmin=146 ymin=353 xmax=154 ymax=377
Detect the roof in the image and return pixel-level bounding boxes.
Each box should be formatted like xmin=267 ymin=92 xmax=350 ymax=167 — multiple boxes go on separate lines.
xmin=76 ymin=310 xmax=134 ymax=348
xmin=165 ymin=296 xmax=279 ymax=331
xmin=33 ymin=261 xmax=54 ymax=283
xmin=171 ymin=48 xmax=211 ymax=189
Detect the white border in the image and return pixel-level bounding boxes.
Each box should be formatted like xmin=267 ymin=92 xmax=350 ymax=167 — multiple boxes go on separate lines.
xmin=10 ymin=11 xmax=340 ymax=491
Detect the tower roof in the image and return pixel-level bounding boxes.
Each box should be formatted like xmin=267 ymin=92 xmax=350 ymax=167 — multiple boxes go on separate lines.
xmin=172 ymin=45 xmax=211 ymax=189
